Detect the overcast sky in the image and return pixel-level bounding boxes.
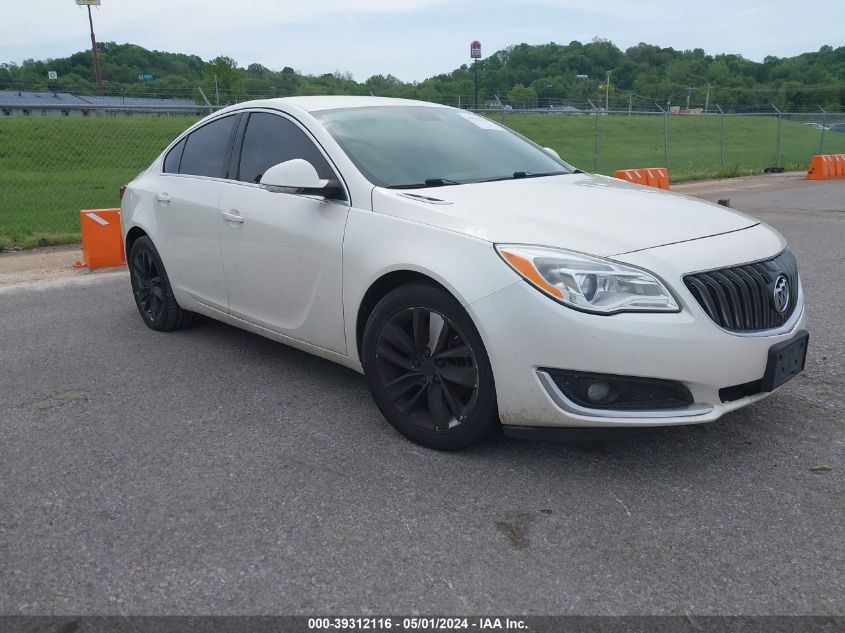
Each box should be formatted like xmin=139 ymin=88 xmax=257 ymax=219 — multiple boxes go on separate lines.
xmin=1 ymin=0 xmax=842 ymax=81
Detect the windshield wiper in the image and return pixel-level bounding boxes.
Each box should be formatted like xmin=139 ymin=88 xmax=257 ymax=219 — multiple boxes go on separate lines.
xmin=387 ymin=178 xmax=460 ymax=189
xmin=523 ymin=171 xmax=570 ymax=178
xmin=479 ymin=171 xmax=569 ymax=183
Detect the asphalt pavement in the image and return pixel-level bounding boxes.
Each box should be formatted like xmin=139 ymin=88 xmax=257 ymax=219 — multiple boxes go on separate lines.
xmin=0 ymin=176 xmax=843 ymax=615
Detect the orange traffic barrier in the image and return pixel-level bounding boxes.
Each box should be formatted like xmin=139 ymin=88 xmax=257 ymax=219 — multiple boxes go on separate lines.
xmin=807 ymin=154 xmax=845 ymax=180
xmin=74 ymin=208 xmax=126 ymax=270
xmin=835 ymin=154 xmax=845 ymax=177
xmin=613 ymin=167 xmax=670 ymax=190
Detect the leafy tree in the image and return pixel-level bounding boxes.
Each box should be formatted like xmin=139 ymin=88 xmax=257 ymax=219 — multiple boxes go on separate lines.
xmin=2 ymin=40 xmax=841 ymax=111
xmin=507 ymin=84 xmax=537 ymax=107
xmin=201 ymin=56 xmax=244 ymax=104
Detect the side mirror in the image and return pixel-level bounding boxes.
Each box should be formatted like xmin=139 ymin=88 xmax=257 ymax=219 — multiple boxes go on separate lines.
xmin=543 ymin=147 xmax=561 ymax=160
xmin=259 ymin=159 xmax=329 ymax=194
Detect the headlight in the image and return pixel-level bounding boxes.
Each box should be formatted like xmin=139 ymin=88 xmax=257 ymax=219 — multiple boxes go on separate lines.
xmin=496 ymin=245 xmax=679 ymax=314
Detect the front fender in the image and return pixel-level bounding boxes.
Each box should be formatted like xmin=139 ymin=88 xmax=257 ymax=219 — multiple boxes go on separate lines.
xmin=342 ymin=208 xmax=517 ymax=364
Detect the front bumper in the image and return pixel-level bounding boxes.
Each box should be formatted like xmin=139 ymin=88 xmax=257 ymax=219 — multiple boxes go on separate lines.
xmin=467 ymin=233 xmax=807 ymax=428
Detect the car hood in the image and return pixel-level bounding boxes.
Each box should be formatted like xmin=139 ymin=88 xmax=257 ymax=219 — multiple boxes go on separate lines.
xmin=370 ymin=173 xmax=759 ymax=256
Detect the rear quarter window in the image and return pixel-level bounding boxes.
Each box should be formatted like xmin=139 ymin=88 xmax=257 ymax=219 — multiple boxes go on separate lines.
xmin=163 ymin=138 xmax=185 ymax=174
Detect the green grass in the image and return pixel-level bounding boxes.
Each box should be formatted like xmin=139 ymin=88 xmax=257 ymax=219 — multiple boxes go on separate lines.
xmin=1 ymin=113 xmax=843 ymax=248
xmin=0 ymin=116 xmax=200 ymax=249
xmin=494 ymin=112 xmax=845 ymax=180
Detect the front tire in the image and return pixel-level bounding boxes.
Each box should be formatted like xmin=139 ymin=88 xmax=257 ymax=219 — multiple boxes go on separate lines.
xmin=362 ymin=283 xmax=499 ymax=450
xmin=129 ymin=236 xmax=193 ymax=331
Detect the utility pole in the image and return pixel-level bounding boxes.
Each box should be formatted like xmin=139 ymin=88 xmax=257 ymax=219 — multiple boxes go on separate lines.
xmin=214 ymin=74 xmax=220 ymax=105
xmin=686 ymin=87 xmax=692 ymax=110
xmin=605 ymin=70 xmax=611 ymax=111
xmin=628 ymin=91 xmax=632 ymax=115
xmin=78 ymin=1 xmax=104 ymax=96
xmin=704 ymin=84 xmax=711 ymax=114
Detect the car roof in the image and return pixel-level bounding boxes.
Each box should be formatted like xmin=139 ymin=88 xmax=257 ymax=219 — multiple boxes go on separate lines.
xmin=224 ymin=96 xmax=449 ymax=114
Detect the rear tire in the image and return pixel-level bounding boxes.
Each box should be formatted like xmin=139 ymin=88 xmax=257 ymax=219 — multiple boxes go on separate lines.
xmin=362 ymin=283 xmax=499 ymax=450
xmin=129 ymin=236 xmax=193 ymax=331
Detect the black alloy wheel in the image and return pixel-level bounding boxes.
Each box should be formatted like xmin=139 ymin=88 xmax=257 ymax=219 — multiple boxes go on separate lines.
xmin=376 ymin=306 xmax=479 ymax=431
xmin=132 ymin=247 xmax=164 ymax=322
xmin=363 ymin=284 xmax=498 ymax=450
xmin=129 ymin=236 xmax=194 ymax=331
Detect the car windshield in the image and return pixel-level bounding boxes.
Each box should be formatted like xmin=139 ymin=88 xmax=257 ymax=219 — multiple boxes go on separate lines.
xmin=313 ymin=105 xmax=574 ymax=188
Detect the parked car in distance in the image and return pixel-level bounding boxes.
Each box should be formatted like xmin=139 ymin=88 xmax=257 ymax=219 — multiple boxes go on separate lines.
xmin=829 ymin=122 xmax=845 ymax=132
xmin=120 ymin=97 xmax=808 ymax=450
xmin=802 ymin=122 xmax=826 ymax=130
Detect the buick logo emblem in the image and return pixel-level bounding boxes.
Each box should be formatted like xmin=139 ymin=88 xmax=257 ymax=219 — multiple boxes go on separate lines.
xmin=772 ymin=274 xmax=790 ymax=314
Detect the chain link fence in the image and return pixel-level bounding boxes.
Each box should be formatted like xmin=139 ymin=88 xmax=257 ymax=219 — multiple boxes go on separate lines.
xmin=481 ymin=108 xmax=845 ymax=178
xmin=0 ymin=112 xmax=203 ymax=248
xmin=1 ymin=103 xmax=844 ymax=248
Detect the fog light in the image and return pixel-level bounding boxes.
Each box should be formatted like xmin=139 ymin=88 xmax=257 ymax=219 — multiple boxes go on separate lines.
xmin=586 ymin=381 xmax=612 ymax=402
xmin=543 ymin=369 xmax=694 ymax=411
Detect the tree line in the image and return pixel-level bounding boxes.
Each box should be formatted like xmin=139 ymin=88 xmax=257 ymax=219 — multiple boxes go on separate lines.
xmin=1 ymin=39 xmax=842 ymax=112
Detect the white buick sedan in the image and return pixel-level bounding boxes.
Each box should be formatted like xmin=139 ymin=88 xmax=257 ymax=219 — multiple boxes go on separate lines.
xmin=121 ymin=97 xmax=808 ymax=450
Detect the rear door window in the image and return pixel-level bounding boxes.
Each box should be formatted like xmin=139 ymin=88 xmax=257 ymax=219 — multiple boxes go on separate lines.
xmin=179 ymin=115 xmax=239 ymax=178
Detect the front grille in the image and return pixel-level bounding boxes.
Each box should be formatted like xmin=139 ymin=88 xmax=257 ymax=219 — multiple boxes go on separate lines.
xmin=684 ymin=250 xmax=799 ymax=332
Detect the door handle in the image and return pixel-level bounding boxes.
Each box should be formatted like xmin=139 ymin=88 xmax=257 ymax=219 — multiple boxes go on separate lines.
xmin=156 ymin=192 xmax=171 ymax=203
xmin=221 ymin=210 xmax=244 ymax=224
